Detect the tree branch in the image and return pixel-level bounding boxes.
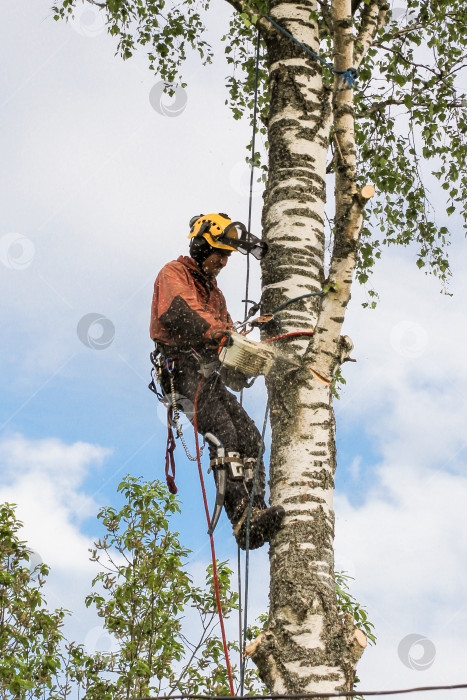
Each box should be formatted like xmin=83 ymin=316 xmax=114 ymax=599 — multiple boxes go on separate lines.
xmin=222 ymin=0 xmax=274 ymax=39
xmin=356 ymin=96 xmax=405 ymax=117
xmin=345 ymin=185 xmax=375 ymax=242
xmin=317 ymin=0 xmax=333 ymax=35
xmin=304 ymin=186 xmax=375 ymax=382
xmin=375 ymin=44 xmax=440 ymax=75
xmin=354 ymin=0 xmax=388 ymax=67
xmin=167 ymin=612 xmax=217 ymax=695
xmin=374 ymin=13 xmax=460 ymax=43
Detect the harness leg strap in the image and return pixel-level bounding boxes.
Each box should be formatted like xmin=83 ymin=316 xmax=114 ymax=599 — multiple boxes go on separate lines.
xmin=207 ymin=447 xmax=245 ymax=535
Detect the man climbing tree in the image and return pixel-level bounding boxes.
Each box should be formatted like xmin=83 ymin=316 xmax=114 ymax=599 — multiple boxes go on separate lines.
xmin=53 ymin=0 xmax=466 ymax=693
xmin=149 ymin=212 xmax=285 ymax=549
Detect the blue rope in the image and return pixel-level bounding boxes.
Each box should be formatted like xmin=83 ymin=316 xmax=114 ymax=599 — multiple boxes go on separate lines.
xmin=240 ymin=400 xmax=270 ymax=695
xmin=264 ymin=15 xmax=358 ymax=88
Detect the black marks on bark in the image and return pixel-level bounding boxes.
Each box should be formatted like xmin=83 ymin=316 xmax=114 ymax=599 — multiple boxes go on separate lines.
xmin=266 ymin=181 xmax=326 ymax=207
xmin=275 ymin=165 xmax=325 ymax=182
xmin=332 ymin=228 xmax=359 ymax=259
xmin=302 ymin=469 xmax=335 ymax=490
xmin=284 ymin=493 xmax=326 ymax=505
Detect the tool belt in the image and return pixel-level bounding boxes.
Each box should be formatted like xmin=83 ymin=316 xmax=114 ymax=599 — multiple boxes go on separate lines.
xmin=151 ymin=341 xmax=220 ymax=378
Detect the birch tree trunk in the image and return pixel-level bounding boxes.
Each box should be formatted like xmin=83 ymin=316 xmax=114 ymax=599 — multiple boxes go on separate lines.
xmin=248 ymin=0 xmax=381 ymax=692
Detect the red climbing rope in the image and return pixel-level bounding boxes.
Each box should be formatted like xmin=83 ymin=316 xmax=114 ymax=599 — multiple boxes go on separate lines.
xmin=193 ymin=378 xmax=235 ymax=696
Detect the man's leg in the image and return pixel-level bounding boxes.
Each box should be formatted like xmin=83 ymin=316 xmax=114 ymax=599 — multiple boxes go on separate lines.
xmin=198 ymin=378 xmax=285 ymax=549
xmin=161 ymin=361 xmax=250 ymax=527
xmin=162 ymin=361 xmax=284 ymax=547
xmin=217 ymin=387 xmax=266 ymax=496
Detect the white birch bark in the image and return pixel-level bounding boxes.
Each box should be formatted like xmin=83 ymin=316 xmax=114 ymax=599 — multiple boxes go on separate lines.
xmin=246 ymin=0 xmax=385 ymax=692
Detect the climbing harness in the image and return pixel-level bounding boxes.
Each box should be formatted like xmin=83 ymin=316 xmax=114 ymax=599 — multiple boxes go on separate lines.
xmin=263 ymin=14 xmax=358 ymax=88
xmin=164 ymin=407 xmax=177 ymax=495
xmin=149 ymin=347 xmax=208 ymax=494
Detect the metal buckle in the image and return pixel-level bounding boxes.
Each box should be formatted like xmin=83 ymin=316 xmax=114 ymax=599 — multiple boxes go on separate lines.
xmin=243 ymin=457 xmax=256 ymax=482
xmin=225 ymin=452 xmax=244 ymax=480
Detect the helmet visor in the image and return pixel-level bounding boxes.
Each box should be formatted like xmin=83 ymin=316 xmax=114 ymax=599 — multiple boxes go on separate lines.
xmin=213 ymin=222 xmax=268 ymax=260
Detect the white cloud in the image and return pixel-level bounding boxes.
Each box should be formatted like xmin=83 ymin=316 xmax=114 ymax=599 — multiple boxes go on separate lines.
xmin=334 ymin=251 xmax=467 ymax=688
xmin=335 ymin=460 xmax=467 ymax=688
xmin=0 ymin=433 xmax=111 ymax=640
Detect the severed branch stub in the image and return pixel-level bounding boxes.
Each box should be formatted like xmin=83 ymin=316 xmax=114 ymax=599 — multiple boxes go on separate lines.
xmin=244 ymin=632 xmax=264 ymax=659
xmin=354 ymin=628 xmax=367 ymax=648
xmin=358 ymin=184 xmax=376 ymax=204
xmin=346 ymin=184 xmax=375 ymax=242
xmin=344 ymin=613 xmax=367 ymax=664
xmin=349 ymin=627 xmax=367 ymax=665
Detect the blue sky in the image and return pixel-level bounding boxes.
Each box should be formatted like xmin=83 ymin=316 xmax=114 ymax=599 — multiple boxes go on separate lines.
xmin=2 ymin=0 xmax=467 ymax=695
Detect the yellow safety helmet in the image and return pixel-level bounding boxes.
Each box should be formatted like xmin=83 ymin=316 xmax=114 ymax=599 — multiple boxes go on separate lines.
xmin=188 ymin=213 xmax=238 ymax=252
xmin=188 ymin=213 xmax=268 ymax=260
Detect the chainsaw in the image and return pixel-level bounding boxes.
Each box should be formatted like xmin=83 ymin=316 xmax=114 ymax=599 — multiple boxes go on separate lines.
xmin=218 ymin=331 xmax=276 ymax=378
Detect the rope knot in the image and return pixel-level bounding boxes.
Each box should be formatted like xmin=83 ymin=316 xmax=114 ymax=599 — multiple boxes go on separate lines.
xmin=338 ymin=66 xmax=358 ymax=87
xmin=264 ymin=15 xmax=358 ymax=88
xmin=166 ymin=474 xmax=178 ymax=495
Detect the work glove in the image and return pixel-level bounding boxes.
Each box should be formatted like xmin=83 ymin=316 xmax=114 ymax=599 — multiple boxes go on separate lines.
xmin=208 ymin=328 xmax=233 ymax=349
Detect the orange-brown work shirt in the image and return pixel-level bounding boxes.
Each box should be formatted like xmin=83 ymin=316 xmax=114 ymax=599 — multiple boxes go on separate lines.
xmin=150 ymin=255 xmax=232 ymax=349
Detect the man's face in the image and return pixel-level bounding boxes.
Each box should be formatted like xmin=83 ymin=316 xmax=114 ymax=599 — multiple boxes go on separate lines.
xmin=202 ymin=249 xmax=232 ymax=278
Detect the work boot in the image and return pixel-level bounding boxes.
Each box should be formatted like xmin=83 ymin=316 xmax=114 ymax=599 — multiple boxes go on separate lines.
xmin=233 ymin=498 xmax=285 ymax=550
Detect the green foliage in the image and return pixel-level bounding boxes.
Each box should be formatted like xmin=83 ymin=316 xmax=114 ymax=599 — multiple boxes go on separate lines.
xmin=335 ymin=571 xmax=376 ymax=646
xmin=52 ymin=0 xmax=466 ymax=291
xmin=354 ymin=0 xmax=466 ymax=284
xmin=75 ymin=476 xmax=193 ymax=698
xmin=73 ymin=476 xmax=266 ymax=697
xmin=221 ymin=6 xmax=269 ymax=161
xmin=331 ymin=366 xmax=346 ymax=400
xmin=0 ymin=480 xmax=266 ymax=697
xmin=334 ymin=571 xmax=376 ymax=698
xmin=52 ymin=0 xmax=213 ymax=88
xmin=0 ymin=503 xmax=68 ymax=699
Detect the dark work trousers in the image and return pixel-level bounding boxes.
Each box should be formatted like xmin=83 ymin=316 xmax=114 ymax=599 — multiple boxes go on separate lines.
xmin=160 ymin=355 xmax=266 ymax=525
